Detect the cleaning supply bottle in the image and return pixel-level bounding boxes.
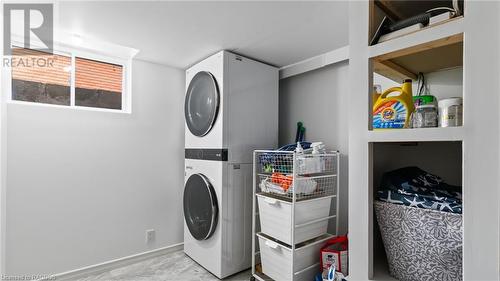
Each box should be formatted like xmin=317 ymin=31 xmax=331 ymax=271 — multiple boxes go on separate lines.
xmin=373 ymin=79 xmax=415 ymax=129
xmin=373 ymin=84 xmax=382 ymax=105
xmin=311 ymin=142 xmax=325 ymax=154
xmin=295 ymin=142 xmax=305 ymax=176
xmin=295 ymin=142 xmax=304 ymax=154
xmin=311 ymin=142 xmax=326 ymax=172
xmin=327 ymin=264 xmax=336 ymax=281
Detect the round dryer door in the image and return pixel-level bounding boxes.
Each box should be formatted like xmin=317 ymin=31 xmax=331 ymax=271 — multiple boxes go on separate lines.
xmin=184 ymin=71 xmax=220 ymax=137
xmin=183 ymin=173 xmax=218 ymax=240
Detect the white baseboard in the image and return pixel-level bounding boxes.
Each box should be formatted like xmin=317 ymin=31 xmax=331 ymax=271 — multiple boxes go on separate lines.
xmin=42 ymin=243 xmax=184 ymax=281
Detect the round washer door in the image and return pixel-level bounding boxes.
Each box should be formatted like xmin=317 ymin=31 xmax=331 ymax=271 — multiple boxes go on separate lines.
xmin=183 ymin=173 xmax=218 ymax=240
xmin=184 ymin=71 xmax=220 ymax=137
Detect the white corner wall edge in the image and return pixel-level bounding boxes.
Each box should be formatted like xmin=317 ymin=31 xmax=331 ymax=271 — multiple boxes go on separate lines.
xmin=0 ymin=3 xmax=6 ymax=277
xmin=279 ymin=46 xmax=349 ymax=79
xmin=39 ymin=243 xmax=183 ymax=281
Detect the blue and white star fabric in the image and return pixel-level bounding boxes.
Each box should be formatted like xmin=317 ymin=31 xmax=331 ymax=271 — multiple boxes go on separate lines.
xmin=377 ymin=167 xmax=462 ymax=214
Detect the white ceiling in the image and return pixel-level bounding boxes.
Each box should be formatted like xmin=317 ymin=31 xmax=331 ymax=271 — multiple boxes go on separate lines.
xmin=59 ymin=1 xmax=348 ymax=69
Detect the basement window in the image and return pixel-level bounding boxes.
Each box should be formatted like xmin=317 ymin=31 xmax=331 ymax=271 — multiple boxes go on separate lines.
xmin=75 ymin=57 xmax=123 ymax=110
xmin=11 ymin=48 xmax=72 ymax=106
xmin=9 ymin=46 xmax=128 ymax=112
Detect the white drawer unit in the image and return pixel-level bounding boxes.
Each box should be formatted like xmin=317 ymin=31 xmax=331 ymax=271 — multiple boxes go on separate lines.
xmin=256 ymin=194 xmax=332 ymax=244
xmin=251 ymin=150 xmax=340 ymax=281
xmin=257 ymin=233 xmax=332 ymax=281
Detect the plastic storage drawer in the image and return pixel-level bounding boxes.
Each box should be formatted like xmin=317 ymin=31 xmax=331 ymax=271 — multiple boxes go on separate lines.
xmin=257 ymin=233 xmax=329 ymax=281
xmin=257 ymin=194 xmax=331 ymax=245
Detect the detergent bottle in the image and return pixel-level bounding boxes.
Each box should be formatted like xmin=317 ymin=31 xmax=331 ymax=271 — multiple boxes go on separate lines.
xmin=373 ymin=79 xmax=414 ymax=129
xmin=373 ymin=84 xmax=382 ymax=105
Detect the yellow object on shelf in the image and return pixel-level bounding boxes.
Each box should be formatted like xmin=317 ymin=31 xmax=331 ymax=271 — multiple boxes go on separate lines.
xmin=373 ymin=79 xmax=415 ymax=129
xmin=373 ymin=84 xmax=382 ymax=105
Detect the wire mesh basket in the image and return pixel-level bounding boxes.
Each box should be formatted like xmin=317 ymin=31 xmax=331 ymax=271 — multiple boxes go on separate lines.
xmin=255 ymin=150 xmax=338 ymax=201
xmin=252 ymin=149 xmax=340 ymax=281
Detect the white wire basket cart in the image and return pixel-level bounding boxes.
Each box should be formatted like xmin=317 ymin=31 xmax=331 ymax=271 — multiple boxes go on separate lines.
xmin=251 ymin=150 xmax=340 ymax=281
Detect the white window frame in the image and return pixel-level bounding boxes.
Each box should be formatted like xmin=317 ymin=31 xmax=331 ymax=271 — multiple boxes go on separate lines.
xmin=3 ymin=34 xmax=135 ymax=113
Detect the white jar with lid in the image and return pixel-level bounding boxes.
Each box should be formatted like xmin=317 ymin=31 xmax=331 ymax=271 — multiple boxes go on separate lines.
xmin=438 ymin=97 xmax=463 ymax=127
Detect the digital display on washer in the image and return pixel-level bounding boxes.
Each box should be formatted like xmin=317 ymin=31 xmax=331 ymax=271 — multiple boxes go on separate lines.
xmin=185 ymin=149 xmax=228 ymax=161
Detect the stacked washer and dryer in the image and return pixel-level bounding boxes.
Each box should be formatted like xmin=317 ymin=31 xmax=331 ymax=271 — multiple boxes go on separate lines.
xmin=183 ymin=51 xmax=278 ymax=279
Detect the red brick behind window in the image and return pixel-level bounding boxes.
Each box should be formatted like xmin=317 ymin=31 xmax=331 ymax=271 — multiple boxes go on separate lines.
xmin=11 ymin=48 xmax=123 ymax=93
xmin=76 ymin=57 xmax=122 ymax=93
xmin=12 ymin=48 xmax=71 ymax=86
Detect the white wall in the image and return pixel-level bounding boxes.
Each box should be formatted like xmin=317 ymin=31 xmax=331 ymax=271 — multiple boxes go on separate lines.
xmin=4 ymin=60 xmax=185 ymax=275
xmin=374 ymin=67 xmax=463 ymax=100
xmin=279 ymin=61 xmax=349 ymax=235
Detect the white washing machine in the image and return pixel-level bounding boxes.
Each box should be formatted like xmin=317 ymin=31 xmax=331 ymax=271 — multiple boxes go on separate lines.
xmin=184 ymin=50 xmax=278 ymax=164
xmin=183 ymin=51 xmax=278 ymax=278
xmin=183 ymin=159 xmax=253 ymax=278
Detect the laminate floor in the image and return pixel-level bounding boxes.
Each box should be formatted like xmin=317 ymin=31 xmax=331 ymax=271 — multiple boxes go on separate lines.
xmin=76 ymin=250 xmax=251 ymax=281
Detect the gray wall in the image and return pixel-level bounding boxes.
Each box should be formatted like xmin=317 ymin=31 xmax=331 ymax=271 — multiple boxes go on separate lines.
xmin=279 ymin=61 xmax=349 ymax=234
xmin=5 ymin=60 xmax=185 ymax=275
xmin=373 ymin=141 xmax=463 ymax=188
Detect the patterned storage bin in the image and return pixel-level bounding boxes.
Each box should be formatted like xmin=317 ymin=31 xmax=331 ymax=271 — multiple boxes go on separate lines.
xmin=374 ymin=201 xmax=463 ymax=281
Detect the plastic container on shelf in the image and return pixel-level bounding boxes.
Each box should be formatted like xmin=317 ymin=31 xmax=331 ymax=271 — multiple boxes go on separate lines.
xmin=373 ymin=79 xmax=415 ymax=129
xmin=257 ymin=194 xmax=332 ymax=244
xmin=257 ymin=233 xmax=331 ymax=281
xmin=438 ymin=97 xmax=463 ymax=127
xmin=411 ymin=104 xmax=438 ymax=128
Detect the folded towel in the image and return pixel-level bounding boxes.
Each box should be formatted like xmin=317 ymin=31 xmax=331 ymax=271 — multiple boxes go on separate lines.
xmin=377 ymin=167 xmax=462 ymax=214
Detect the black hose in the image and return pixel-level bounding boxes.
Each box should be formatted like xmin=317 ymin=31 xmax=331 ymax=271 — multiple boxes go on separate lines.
xmin=388 ymin=13 xmax=430 ymax=32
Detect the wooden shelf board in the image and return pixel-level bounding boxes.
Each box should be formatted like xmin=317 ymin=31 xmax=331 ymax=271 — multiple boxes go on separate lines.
xmin=369 ymin=16 xmax=464 ymax=59
xmin=371 ymin=22 xmax=463 ymax=81
xmin=367 ymin=126 xmax=464 ymax=143
xmin=376 ymin=28 xmax=462 ymax=62
xmin=373 ymin=39 xmax=463 ymax=81
xmin=373 ymin=59 xmax=418 ymax=81
xmin=391 ymin=41 xmax=463 ymax=73
xmin=370 ymin=16 xmax=463 ymax=82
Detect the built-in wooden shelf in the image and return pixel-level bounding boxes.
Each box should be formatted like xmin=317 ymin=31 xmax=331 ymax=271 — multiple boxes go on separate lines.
xmin=373 ymin=0 xmax=448 ymax=22
xmin=367 ymin=126 xmax=464 ymax=143
xmin=370 ymin=16 xmax=463 ymax=82
xmin=369 ymin=0 xmax=464 ymax=48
